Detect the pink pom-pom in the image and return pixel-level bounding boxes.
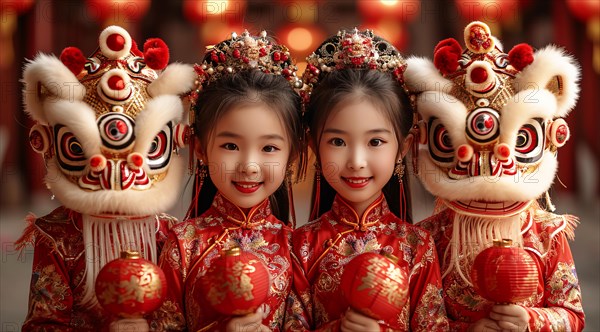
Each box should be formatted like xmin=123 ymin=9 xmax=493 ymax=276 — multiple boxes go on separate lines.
xmin=434 ymin=38 xmax=462 ymax=57
xmin=131 ymin=40 xmax=144 ymax=57
xmin=434 ymin=46 xmax=460 ymax=75
xmin=60 ymin=47 xmax=86 ymax=75
xmin=143 ymin=38 xmax=169 ymax=70
xmin=508 ymin=43 xmax=534 ymax=71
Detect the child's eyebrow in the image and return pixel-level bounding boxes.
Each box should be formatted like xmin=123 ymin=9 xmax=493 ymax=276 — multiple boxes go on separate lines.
xmin=216 ymin=131 xmax=285 ymax=141
xmin=322 ymin=128 xmax=392 ymax=135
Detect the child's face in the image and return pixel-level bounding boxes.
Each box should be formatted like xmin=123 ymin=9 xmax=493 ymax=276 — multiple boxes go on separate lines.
xmin=204 ymin=104 xmax=290 ymax=210
xmin=318 ymin=99 xmax=399 ymax=214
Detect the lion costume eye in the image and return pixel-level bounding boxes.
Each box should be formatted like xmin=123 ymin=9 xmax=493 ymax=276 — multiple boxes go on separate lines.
xmin=466 ymin=108 xmax=500 ymax=144
xmin=146 ymin=123 xmax=173 ymax=171
xmin=428 ymin=117 xmax=454 ymax=165
xmin=98 ymin=113 xmax=135 ymax=151
xmin=514 ymin=118 xmax=545 ymax=163
xmin=55 ymin=125 xmax=87 ymax=172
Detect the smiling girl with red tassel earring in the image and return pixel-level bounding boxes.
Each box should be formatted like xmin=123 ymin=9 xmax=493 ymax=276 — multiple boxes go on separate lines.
xmin=284 ymin=29 xmax=448 ymax=332
xmin=150 ymin=31 xmax=304 ymax=331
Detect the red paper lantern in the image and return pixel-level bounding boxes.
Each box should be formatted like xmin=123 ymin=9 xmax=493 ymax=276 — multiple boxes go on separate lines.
xmin=199 ymin=247 xmax=270 ymax=316
xmin=455 ymin=0 xmax=519 ymax=24
xmin=471 ymin=239 xmax=539 ymax=303
xmin=86 ymin=0 xmax=150 ymax=22
xmin=566 ymin=0 xmax=599 ymax=22
xmin=183 ymin=0 xmax=246 ymax=24
xmin=340 ymin=252 xmax=408 ymax=321
xmin=357 ymin=0 xmax=421 ymax=23
xmin=95 ymin=251 xmax=167 ymax=318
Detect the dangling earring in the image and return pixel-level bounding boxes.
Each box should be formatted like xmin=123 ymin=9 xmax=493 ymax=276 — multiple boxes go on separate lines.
xmin=286 ymin=164 xmax=297 ymax=228
xmin=394 ymin=160 xmax=407 ymax=221
xmin=309 ymin=161 xmax=321 ymax=222
xmin=185 ymin=160 xmax=207 ymax=220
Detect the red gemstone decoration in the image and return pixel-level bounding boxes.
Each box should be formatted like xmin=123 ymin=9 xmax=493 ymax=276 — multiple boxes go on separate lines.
xmin=281 ymin=54 xmax=288 ymax=61
xmin=211 ymin=51 xmax=219 ymax=62
xmin=340 ymin=252 xmax=408 ymax=321
xmin=259 ymin=48 xmax=267 ymax=57
xmin=219 ymin=52 xmax=226 ymax=62
xmin=29 ymin=131 xmax=43 ymax=151
xmin=471 ymin=67 xmax=488 ymax=84
xmin=556 ymin=125 xmax=568 ymax=144
xmin=106 ymin=33 xmax=126 ymax=52
xmin=108 ymin=76 xmax=125 ymax=90
xmin=232 ymin=49 xmax=241 ymax=58
xmin=471 ymin=239 xmax=539 ymax=303
xmin=199 ymin=248 xmax=270 ymax=316
xmin=95 ymin=251 xmax=166 ymax=318
xmin=273 ymin=52 xmax=281 ymax=61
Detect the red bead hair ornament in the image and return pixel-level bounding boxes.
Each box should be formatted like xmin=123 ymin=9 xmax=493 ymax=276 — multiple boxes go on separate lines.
xmin=471 ymin=239 xmax=539 ymax=303
xmin=199 ymin=247 xmax=270 ymax=316
xmin=340 ymin=252 xmax=408 ymax=321
xmin=95 ymin=251 xmax=167 ymax=318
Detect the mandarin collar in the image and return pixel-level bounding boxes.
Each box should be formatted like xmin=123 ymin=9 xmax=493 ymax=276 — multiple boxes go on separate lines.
xmin=212 ymin=192 xmax=271 ymax=228
xmin=330 ymin=194 xmax=389 ymax=231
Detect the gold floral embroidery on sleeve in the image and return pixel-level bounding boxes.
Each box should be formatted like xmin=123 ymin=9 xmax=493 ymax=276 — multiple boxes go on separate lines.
xmin=149 ymin=300 xmax=186 ymax=331
xmin=28 ymin=264 xmax=70 ymax=317
xmin=547 ymin=262 xmax=584 ymax=312
xmin=415 ymin=283 xmax=447 ymax=330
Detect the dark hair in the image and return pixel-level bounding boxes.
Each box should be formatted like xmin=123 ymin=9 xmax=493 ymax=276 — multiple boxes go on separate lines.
xmin=190 ymin=70 xmax=302 ymax=223
xmin=304 ymin=68 xmax=413 ymax=222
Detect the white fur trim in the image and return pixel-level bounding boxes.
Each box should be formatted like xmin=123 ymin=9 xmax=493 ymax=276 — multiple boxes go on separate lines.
xmin=512 ymin=45 xmax=580 ymax=118
xmin=499 ymin=89 xmax=557 ymax=147
xmin=417 ymin=148 xmax=557 ymax=201
xmin=46 ymin=156 xmax=185 ymax=215
xmin=416 ymin=92 xmax=469 ymax=149
xmin=22 ymin=54 xmax=86 ymax=124
xmin=44 ymin=100 xmax=102 ymax=158
xmin=134 ymin=95 xmax=183 ymax=156
xmin=404 ymin=57 xmax=453 ymax=93
xmin=147 ymin=63 xmax=196 ymax=97
xmin=99 ymin=26 xmax=132 ymax=60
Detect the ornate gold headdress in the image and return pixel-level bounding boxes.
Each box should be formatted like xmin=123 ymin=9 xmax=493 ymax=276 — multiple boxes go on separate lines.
xmin=190 ymin=30 xmax=303 ymax=105
xmin=300 ymin=28 xmax=407 ymax=105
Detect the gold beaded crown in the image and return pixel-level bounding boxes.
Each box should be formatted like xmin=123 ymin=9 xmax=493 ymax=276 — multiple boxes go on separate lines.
xmin=300 ymin=28 xmax=407 ymax=105
xmin=191 ymin=30 xmax=303 ymax=104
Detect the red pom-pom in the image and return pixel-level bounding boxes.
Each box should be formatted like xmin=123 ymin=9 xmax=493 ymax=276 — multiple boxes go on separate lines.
xmin=508 ymin=43 xmax=534 ymax=71
xmin=434 ymin=38 xmax=462 ymax=56
xmin=131 ymin=40 xmax=143 ymax=57
xmin=60 ymin=47 xmax=86 ymax=75
xmin=434 ymin=46 xmax=460 ymax=75
xmin=143 ymin=38 xmax=169 ymax=70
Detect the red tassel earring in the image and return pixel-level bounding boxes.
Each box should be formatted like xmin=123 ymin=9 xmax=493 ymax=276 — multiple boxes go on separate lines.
xmin=309 ymin=161 xmax=321 ymax=222
xmin=185 ymin=161 xmax=207 ymax=220
xmin=395 ymin=160 xmax=406 ymax=222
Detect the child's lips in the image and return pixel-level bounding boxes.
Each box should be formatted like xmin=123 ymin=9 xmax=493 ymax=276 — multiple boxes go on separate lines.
xmin=233 ymin=181 xmax=262 ymax=193
xmin=342 ymin=177 xmax=371 ymax=188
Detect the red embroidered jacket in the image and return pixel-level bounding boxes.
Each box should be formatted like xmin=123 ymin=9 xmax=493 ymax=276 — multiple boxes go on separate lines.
xmin=419 ymin=207 xmax=585 ymax=332
xmin=151 ymin=193 xmax=294 ymax=331
xmin=17 ymin=206 xmax=175 ymax=331
xmin=285 ymin=195 xmax=448 ymax=331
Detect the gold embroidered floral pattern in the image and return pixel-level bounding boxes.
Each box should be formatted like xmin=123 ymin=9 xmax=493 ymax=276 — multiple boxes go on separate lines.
xmin=150 ymin=300 xmax=186 ymax=331
xmin=29 ymin=264 xmax=69 ymax=316
xmin=548 ymin=262 xmax=583 ymax=312
xmin=416 ymin=284 xmax=447 ymax=329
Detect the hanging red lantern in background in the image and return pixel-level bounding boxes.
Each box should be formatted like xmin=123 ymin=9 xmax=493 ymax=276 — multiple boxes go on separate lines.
xmin=340 ymin=252 xmax=408 ymax=322
xmin=455 ymin=0 xmax=519 ymax=24
xmin=183 ymin=0 xmax=246 ymax=24
xmin=199 ymin=247 xmax=270 ymax=316
xmin=471 ymin=239 xmax=539 ymax=303
xmin=95 ymin=251 xmax=167 ymax=318
xmin=361 ymin=19 xmax=409 ymax=51
xmin=357 ymin=0 xmax=420 ymax=23
xmin=86 ymin=0 xmax=150 ymax=24
xmin=566 ymin=0 xmax=600 ymax=73
xmin=277 ymin=23 xmax=325 ymax=73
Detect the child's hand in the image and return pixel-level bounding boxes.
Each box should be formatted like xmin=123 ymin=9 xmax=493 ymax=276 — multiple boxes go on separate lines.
xmin=467 ymin=318 xmax=501 ymax=332
xmin=225 ymin=307 xmax=270 ymax=332
xmin=341 ymin=308 xmax=380 ymax=332
xmin=489 ymin=304 xmax=529 ymax=332
xmin=109 ymin=318 xmax=149 ymax=332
